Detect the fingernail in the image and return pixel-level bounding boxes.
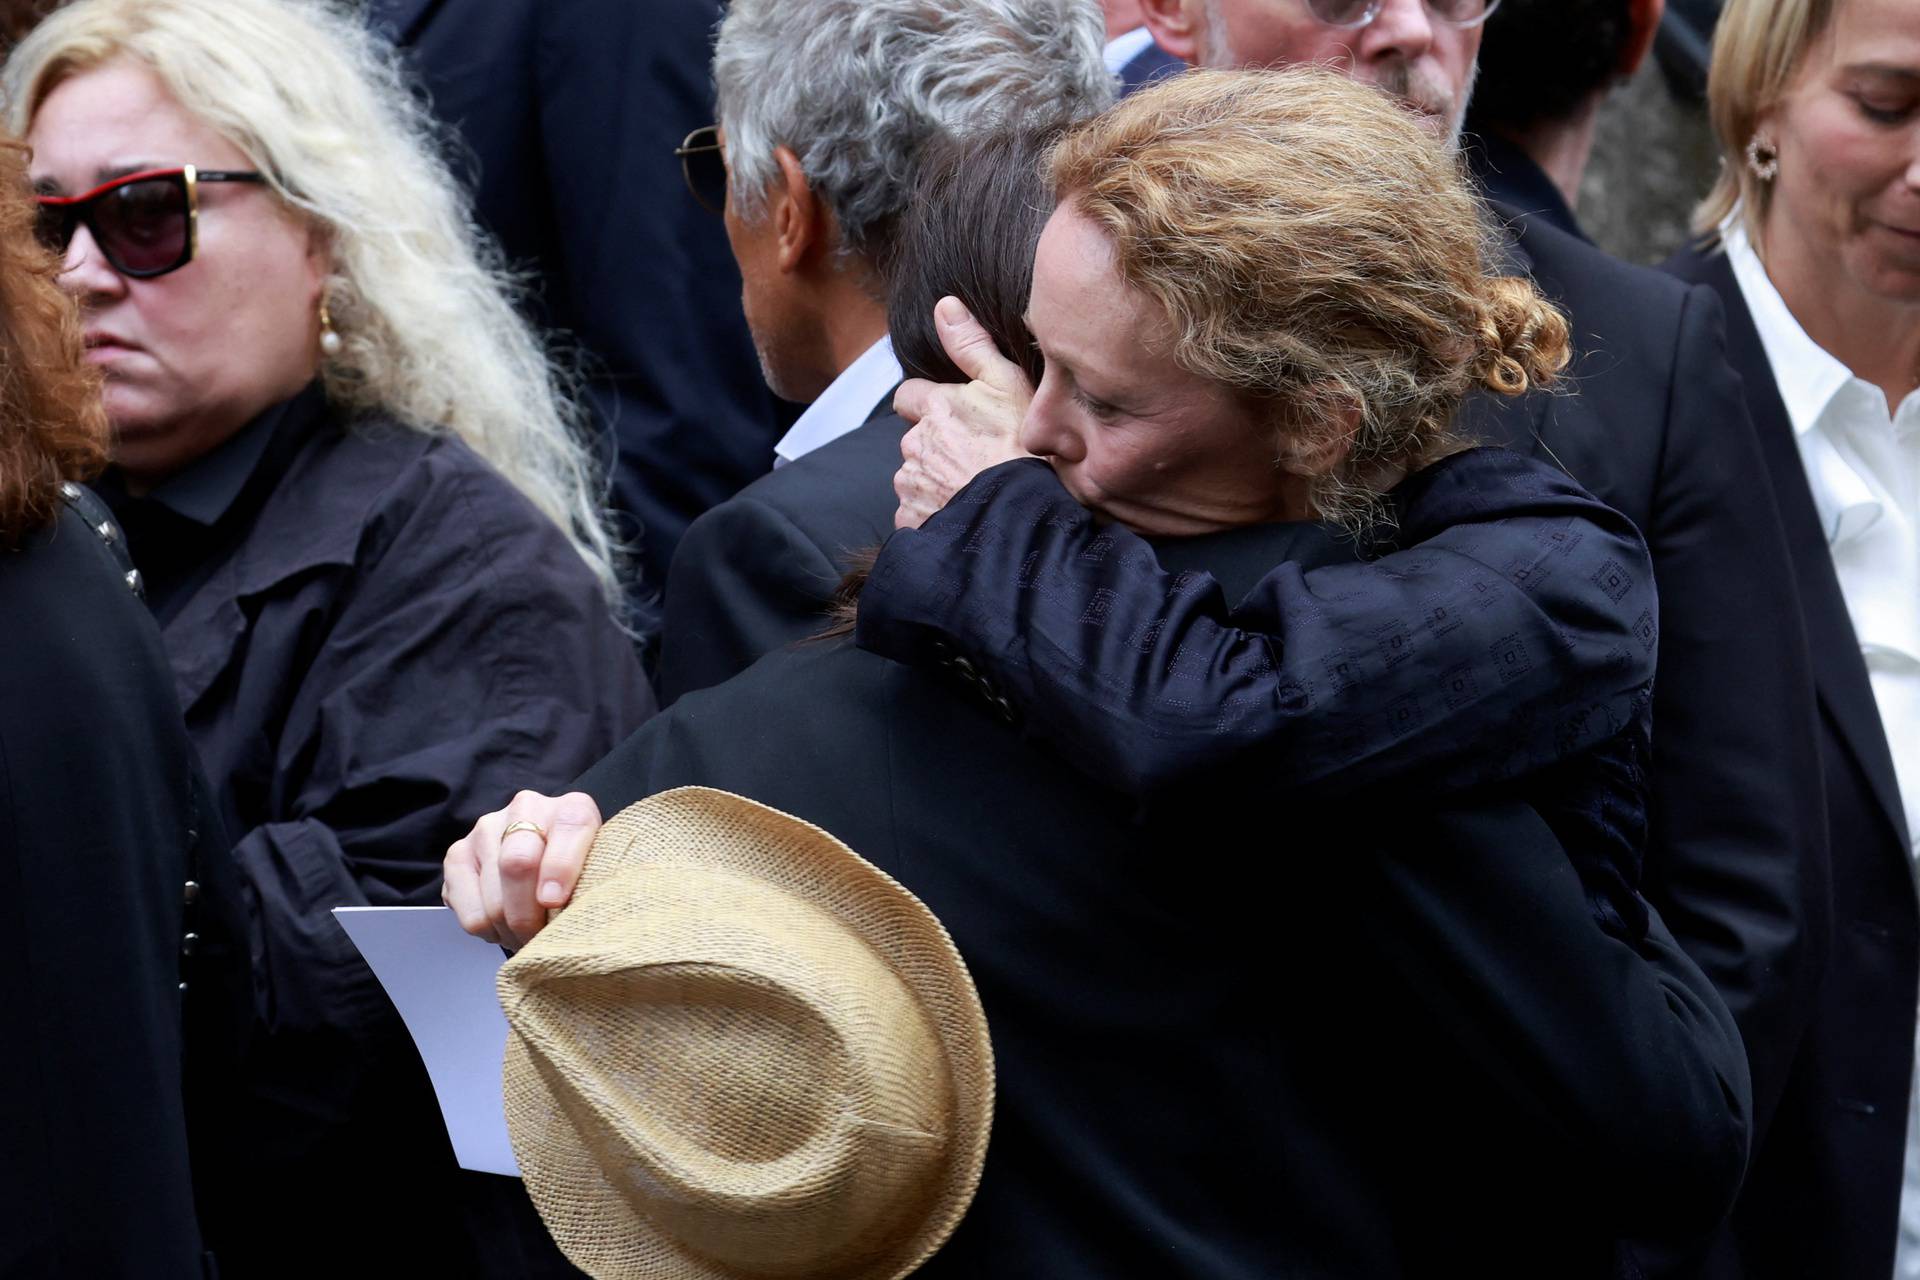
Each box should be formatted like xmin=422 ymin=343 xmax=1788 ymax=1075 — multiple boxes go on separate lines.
xmin=539 ymin=879 xmax=565 ymax=905
xmin=936 ymin=296 xmax=970 ymax=326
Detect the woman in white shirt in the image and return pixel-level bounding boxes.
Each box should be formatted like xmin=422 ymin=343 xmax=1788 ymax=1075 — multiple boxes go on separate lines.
xmin=1665 ymin=0 xmax=1920 ymax=1275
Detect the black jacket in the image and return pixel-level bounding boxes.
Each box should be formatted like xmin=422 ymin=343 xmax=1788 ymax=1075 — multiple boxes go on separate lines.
xmin=0 ymin=495 xmax=223 ymax=1278
xmin=1666 ymin=240 xmax=1916 ymax=1280
xmin=1465 ymin=132 xmax=1587 ymax=242
xmin=367 ymin=0 xmax=796 ymax=596
xmin=858 ymin=207 xmax=1826 ymax=1192
xmin=580 ymin=519 xmax=1751 ymax=1278
xmin=107 ymin=389 xmax=654 ymax=1276
xmin=657 ymin=402 xmax=905 ymax=702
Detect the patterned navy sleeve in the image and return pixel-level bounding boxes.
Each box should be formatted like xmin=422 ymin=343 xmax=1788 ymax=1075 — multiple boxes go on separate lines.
xmin=854 ymin=446 xmax=1657 ymax=800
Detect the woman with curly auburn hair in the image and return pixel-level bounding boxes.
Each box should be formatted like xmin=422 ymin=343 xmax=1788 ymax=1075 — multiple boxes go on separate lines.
xmin=0 ymin=130 xmax=237 ymax=1275
xmin=4 ymin=0 xmax=654 ymax=1270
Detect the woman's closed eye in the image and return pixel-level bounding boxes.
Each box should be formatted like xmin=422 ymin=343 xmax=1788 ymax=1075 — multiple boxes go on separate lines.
xmin=1073 ymin=385 xmax=1121 ymax=421
xmin=1853 ymin=94 xmax=1917 ymax=125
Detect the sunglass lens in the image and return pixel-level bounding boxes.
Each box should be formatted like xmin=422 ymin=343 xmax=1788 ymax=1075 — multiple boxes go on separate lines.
xmin=32 ymin=202 xmax=73 ymax=257
xmin=689 ymin=148 xmax=728 ymax=215
xmin=93 ymin=178 xmax=189 ymax=276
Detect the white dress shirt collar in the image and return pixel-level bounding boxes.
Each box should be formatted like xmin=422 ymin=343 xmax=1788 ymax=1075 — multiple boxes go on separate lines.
xmin=772 ymin=335 xmax=903 ymax=468
xmin=1103 ymin=26 xmax=1155 ymax=76
xmin=1721 ymin=219 xmax=1861 ymax=442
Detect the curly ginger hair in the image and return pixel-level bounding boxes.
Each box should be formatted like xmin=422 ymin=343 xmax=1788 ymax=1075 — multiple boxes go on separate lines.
xmin=0 ymin=133 xmax=107 ymax=547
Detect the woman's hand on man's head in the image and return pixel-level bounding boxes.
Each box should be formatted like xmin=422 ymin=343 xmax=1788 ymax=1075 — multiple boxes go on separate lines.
xmin=442 ymin=790 xmax=602 ymax=950
xmin=892 ymin=297 xmax=1036 ymax=530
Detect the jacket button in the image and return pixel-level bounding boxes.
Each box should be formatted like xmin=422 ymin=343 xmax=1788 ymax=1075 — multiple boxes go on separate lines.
xmin=178 ymin=982 xmax=189 ymax=994
xmin=181 ymin=932 xmax=200 ymax=956
xmin=95 ymin=520 xmax=118 ymax=545
xmin=125 ymin=568 xmax=145 ymax=597
xmin=59 ymin=482 xmax=81 ymax=501
xmin=183 ymin=880 xmax=201 ymax=905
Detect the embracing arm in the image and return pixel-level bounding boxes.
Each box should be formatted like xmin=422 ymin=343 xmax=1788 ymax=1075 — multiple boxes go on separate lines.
xmin=856 ymin=446 xmax=1656 ymax=799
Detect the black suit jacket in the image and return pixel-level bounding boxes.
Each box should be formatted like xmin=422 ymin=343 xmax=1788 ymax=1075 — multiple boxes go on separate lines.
xmin=1666 ymin=241 xmax=1916 ymax=1280
xmin=1458 ymin=206 xmax=1827 ymax=1164
xmin=367 ymin=0 xmax=795 ymax=597
xmin=657 ymin=402 xmax=905 ymax=702
xmin=0 ymin=499 xmax=222 ymax=1278
xmin=1465 ymin=133 xmax=1587 ymax=243
xmin=582 ymin=520 xmax=1751 ymax=1278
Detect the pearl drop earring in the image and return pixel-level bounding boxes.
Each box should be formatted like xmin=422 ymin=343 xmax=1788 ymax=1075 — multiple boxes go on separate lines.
xmin=318 ymin=294 xmax=343 ymax=357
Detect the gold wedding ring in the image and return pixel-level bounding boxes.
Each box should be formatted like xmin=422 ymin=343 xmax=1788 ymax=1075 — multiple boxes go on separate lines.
xmin=502 ymin=820 xmax=548 ymax=842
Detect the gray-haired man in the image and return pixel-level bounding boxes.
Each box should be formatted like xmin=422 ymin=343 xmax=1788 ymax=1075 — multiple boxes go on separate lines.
xmin=654 ymin=0 xmax=1110 ymax=701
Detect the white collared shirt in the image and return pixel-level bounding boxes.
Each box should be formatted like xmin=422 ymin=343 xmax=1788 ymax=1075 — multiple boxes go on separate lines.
xmin=772 ymin=335 xmax=903 ymax=468
xmin=1724 ymin=216 xmax=1920 ymax=1275
xmin=1103 ymin=26 xmax=1155 ymax=76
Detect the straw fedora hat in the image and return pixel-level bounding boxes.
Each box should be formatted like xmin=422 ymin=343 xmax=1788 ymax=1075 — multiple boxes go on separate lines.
xmin=498 ymin=787 xmax=994 ymax=1280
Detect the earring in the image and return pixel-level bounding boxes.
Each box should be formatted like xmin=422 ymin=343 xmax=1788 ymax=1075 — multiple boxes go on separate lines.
xmin=318 ymin=294 xmax=343 ymax=357
xmin=1745 ymin=134 xmax=1780 ymax=182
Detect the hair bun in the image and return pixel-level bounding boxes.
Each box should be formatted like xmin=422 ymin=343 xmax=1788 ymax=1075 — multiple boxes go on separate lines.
xmin=1474 ymin=275 xmax=1571 ymax=397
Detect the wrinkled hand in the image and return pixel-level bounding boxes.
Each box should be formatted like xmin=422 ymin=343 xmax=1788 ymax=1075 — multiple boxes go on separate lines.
xmin=442 ymin=790 xmax=602 ymax=949
xmin=892 ymin=296 xmax=1036 ymax=529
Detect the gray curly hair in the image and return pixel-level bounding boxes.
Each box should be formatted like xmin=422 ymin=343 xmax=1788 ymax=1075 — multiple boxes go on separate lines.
xmin=714 ymin=0 xmax=1112 ymax=264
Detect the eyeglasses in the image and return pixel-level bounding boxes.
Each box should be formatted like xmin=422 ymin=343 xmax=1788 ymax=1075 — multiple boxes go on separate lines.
xmin=33 ymin=165 xmax=267 ymax=279
xmin=674 ymin=126 xmax=727 ymax=216
xmin=1304 ymin=0 xmax=1502 ymax=29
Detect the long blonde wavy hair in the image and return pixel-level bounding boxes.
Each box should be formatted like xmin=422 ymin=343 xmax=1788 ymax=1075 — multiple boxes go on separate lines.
xmin=2 ymin=0 xmax=621 ymax=600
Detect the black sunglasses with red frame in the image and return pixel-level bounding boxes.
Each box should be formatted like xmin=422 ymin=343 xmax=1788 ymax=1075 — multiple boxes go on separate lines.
xmin=33 ymin=164 xmax=267 ymax=279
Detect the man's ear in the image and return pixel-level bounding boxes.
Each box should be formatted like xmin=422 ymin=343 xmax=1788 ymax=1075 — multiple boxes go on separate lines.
xmin=1140 ymin=0 xmax=1204 ymax=66
xmin=1618 ymin=0 xmax=1665 ymax=78
xmin=769 ymin=144 xmax=824 ymax=275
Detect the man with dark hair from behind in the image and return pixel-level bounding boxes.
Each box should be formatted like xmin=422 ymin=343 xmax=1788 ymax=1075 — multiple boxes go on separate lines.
xmin=1464 ymin=0 xmax=1665 ymax=240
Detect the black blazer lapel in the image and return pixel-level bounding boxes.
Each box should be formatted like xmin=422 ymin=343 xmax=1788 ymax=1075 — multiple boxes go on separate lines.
xmin=1679 ymin=246 xmax=1911 ymax=849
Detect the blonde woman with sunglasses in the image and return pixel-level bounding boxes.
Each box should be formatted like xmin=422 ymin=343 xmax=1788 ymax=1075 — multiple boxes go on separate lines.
xmin=3 ymin=0 xmax=654 ymax=1271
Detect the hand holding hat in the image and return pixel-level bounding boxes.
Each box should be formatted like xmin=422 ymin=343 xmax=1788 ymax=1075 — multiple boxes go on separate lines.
xmin=498 ymin=787 xmax=995 ymax=1280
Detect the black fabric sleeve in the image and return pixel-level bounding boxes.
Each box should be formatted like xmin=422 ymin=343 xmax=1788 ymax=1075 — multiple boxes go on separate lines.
xmin=855 ymin=445 xmax=1657 ymax=801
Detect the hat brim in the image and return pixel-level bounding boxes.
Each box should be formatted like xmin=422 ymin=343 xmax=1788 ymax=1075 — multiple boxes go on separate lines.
xmin=502 ymin=787 xmax=995 ymax=1280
